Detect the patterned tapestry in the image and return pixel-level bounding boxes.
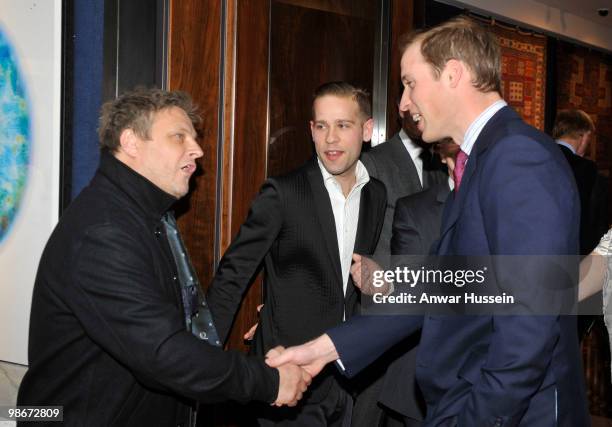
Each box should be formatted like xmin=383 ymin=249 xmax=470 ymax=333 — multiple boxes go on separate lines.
xmin=485 ymin=19 xmax=547 ymax=131
xmin=556 ymin=41 xmax=612 ymax=169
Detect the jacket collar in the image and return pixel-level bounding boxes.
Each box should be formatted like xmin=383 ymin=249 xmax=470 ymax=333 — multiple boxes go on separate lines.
xmin=98 ymin=150 xmax=178 ymax=219
xmin=438 ymin=106 xmax=519 ymax=243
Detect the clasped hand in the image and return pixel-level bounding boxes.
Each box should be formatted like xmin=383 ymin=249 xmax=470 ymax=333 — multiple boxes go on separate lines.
xmin=265 ymin=346 xmax=311 ymax=407
xmin=265 ymin=335 xmax=340 ymax=407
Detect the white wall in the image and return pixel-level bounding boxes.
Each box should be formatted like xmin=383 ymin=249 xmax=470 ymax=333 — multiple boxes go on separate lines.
xmin=0 ymin=0 xmax=62 ymax=365
xmin=441 ymin=0 xmax=612 ymax=52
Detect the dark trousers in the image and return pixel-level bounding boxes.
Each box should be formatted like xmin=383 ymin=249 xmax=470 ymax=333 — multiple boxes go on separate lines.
xmin=351 ymin=373 xmax=422 ymax=427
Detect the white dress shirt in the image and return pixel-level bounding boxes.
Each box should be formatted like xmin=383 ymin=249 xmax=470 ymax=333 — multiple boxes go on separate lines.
xmin=318 ymin=159 xmax=370 ymax=297
xmin=556 ymin=139 xmax=576 ymax=154
xmin=400 ymin=128 xmax=455 ymax=190
xmin=399 ymin=129 xmax=424 ymax=186
xmin=461 ymin=99 xmax=507 ymax=156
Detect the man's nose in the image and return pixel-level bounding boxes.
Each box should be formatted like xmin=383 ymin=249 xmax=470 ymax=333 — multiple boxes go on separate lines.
xmin=189 ymin=138 xmax=204 ymax=158
xmin=326 ymin=127 xmax=339 ymax=143
xmin=399 ymin=88 xmax=412 ymax=112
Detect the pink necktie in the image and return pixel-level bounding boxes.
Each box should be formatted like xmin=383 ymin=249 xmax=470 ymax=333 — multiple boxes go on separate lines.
xmin=453 ymin=149 xmax=468 ymax=191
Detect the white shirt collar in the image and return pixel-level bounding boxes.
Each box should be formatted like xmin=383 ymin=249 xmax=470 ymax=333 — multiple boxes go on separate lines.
xmin=318 ymin=159 xmax=370 ymax=190
xmin=399 ymin=128 xmax=423 ymax=162
xmin=556 ymin=139 xmax=576 ymax=154
xmin=461 ymin=100 xmax=507 ymax=156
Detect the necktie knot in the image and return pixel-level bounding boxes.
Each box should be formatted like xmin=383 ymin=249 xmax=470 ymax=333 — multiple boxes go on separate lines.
xmin=453 ymin=149 xmax=468 ymax=191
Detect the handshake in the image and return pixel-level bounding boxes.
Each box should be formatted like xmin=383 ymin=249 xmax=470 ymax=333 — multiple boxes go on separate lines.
xmin=264 ymin=334 xmax=340 ymax=407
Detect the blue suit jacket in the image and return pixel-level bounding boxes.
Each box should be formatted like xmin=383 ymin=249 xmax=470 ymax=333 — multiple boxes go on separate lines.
xmin=328 ymin=107 xmax=589 ymax=426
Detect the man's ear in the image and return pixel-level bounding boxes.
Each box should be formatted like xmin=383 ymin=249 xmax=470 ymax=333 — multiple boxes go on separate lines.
xmin=362 ymin=118 xmax=374 ymax=141
xmin=445 ymin=59 xmax=463 ymax=89
xmin=309 ymin=120 xmax=315 ymax=138
xmin=118 ymin=128 xmax=139 ymax=158
xmin=577 ymin=131 xmax=592 ymax=157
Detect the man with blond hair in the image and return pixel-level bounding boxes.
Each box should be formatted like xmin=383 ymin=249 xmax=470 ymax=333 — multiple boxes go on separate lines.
xmin=207 ymin=82 xmax=386 ymax=426
xmin=268 ymin=17 xmax=588 ymax=427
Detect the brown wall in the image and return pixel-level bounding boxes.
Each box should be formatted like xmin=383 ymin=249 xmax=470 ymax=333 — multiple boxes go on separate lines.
xmin=268 ymin=0 xmax=377 ymax=177
xmin=168 ymin=0 xmax=221 ymax=294
xmin=386 ymin=0 xmax=415 ymax=139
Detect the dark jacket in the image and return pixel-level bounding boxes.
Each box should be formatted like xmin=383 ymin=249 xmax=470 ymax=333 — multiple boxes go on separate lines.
xmin=18 ymin=152 xmax=277 ymax=427
xmin=361 ymin=133 xmax=447 ymax=261
xmin=558 ymin=144 xmax=598 ymax=254
xmin=207 ymin=157 xmax=386 ymax=402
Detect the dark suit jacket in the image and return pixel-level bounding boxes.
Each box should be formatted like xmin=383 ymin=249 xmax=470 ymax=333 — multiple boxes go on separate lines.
xmin=328 ymin=107 xmax=589 ymax=426
xmin=558 ymin=144 xmax=598 ymax=254
xmin=377 ymin=182 xmax=450 ymax=419
xmin=361 ymin=133 xmax=447 ymax=261
xmin=207 ymin=157 xmax=386 ymax=402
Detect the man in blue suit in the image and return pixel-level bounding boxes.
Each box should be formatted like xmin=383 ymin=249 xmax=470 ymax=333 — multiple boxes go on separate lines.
xmin=267 ymin=16 xmax=589 ymax=426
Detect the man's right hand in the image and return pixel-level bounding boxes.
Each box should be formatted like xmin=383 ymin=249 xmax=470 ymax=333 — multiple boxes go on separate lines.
xmin=265 ymin=334 xmax=338 ymax=378
xmin=274 ymin=363 xmax=311 ymax=406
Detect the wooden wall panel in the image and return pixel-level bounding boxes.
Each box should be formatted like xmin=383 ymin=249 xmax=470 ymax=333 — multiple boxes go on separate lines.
xmin=268 ymin=0 xmax=376 ymax=177
xmin=168 ymin=0 xmax=221 ymax=292
xmin=385 ymin=0 xmax=415 ymax=139
xmin=222 ymin=0 xmax=271 ymax=354
xmin=168 ymin=0 xmax=271 ymax=356
xmin=275 ymin=0 xmax=376 ymax=18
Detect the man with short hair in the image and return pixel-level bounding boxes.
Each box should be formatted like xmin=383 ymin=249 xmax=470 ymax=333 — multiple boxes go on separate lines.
xmin=268 ymin=17 xmax=589 ymax=426
xmin=207 ymin=81 xmax=386 ymax=426
xmin=553 ymin=109 xmax=609 ymax=339
xmin=553 ymin=109 xmax=595 ymax=159
xmin=553 ymin=109 xmax=600 ymax=254
xmin=361 ymin=102 xmax=447 ymax=261
xmin=18 ymin=88 xmax=309 ymax=426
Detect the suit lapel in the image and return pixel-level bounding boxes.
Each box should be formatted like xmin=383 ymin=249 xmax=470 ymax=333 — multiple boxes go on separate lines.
xmin=439 ymin=107 xmax=516 ymax=242
xmin=306 ymin=161 xmax=343 ymax=286
xmin=354 ymin=181 xmax=384 ymax=255
xmin=388 ymin=135 xmax=423 ymax=194
xmin=349 ymin=180 xmax=385 ymax=304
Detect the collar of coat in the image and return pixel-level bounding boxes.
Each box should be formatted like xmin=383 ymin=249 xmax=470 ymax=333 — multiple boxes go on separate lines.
xmin=98 ymin=150 xmax=178 ymax=219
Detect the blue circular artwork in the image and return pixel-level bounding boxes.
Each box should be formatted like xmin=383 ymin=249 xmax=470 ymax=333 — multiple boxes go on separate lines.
xmin=0 ymin=27 xmax=30 ymax=244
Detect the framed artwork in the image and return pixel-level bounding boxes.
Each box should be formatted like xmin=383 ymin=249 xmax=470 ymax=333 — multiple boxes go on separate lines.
xmin=0 ymin=0 xmax=63 ymax=365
